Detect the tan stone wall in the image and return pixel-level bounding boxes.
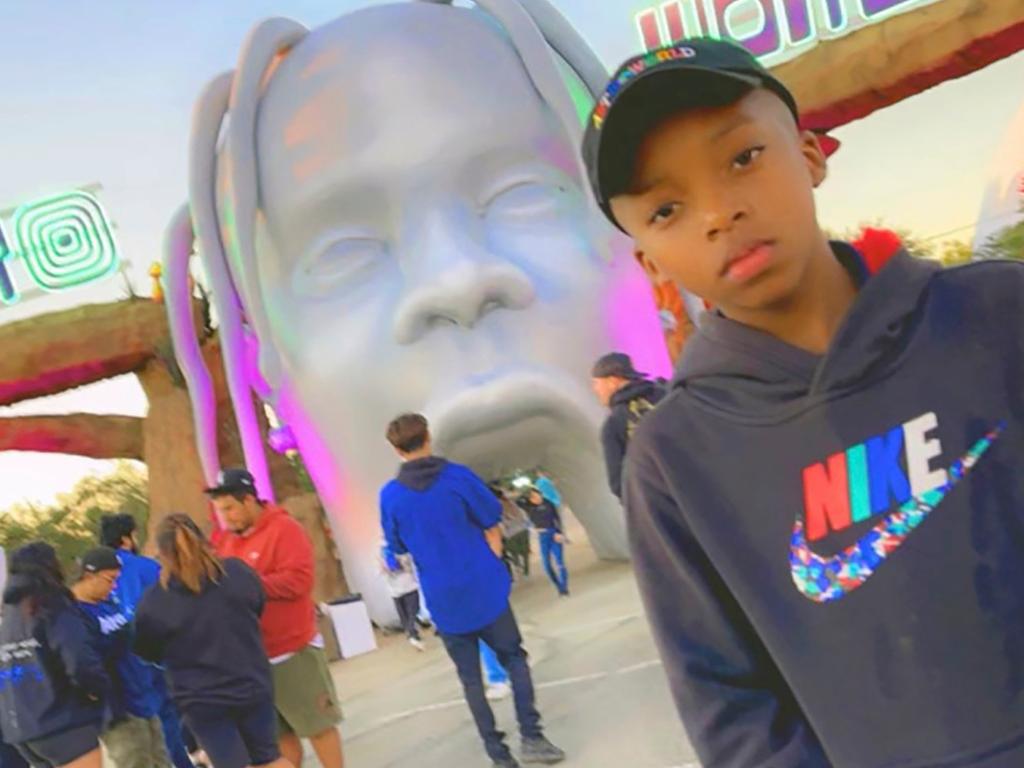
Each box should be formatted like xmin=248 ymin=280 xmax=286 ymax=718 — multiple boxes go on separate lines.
xmin=282 ymin=493 xmax=350 ymax=603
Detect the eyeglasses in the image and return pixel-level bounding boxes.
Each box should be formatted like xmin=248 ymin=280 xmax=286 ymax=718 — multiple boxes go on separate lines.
xmin=95 ymin=571 xmax=119 ymax=586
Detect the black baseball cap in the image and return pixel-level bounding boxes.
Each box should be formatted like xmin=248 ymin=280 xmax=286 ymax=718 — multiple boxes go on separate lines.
xmin=592 ymin=352 xmax=645 ymax=381
xmin=582 ymin=38 xmax=799 ymax=231
xmin=204 ymin=468 xmax=258 ymax=497
xmin=80 ymin=546 xmax=122 ymax=574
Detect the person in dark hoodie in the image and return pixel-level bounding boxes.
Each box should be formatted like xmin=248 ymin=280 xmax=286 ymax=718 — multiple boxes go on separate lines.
xmin=134 ymin=514 xmax=292 ymax=768
xmin=0 ymin=542 xmax=110 ymax=768
xmin=381 ymin=413 xmax=565 ymax=768
xmin=581 ymin=36 xmax=1024 ymax=768
xmin=591 ymin=352 xmax=665 ymax=500
xmin=0 ymin=547 xmax=28 ymax=768
xmin=72 ymin=547 xmax=171 ymax=768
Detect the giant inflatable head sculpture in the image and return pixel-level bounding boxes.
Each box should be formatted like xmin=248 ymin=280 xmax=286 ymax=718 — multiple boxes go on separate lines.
xmin=163 ymin=0 xmax=669 ymax=620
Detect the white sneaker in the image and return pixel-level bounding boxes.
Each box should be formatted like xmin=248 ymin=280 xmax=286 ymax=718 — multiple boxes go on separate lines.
xmin=409 ymin=637 xmax=426 ymax=652
xmin=486 ymin=681 xmax=512 ymax=701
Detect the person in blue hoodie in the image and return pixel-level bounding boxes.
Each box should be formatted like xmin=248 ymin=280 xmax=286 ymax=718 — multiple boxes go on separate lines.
xmin=0 ymin=542 xmax=110 ymax=768
xmin=381 ymin=413 xmax=565 ymax=768
xmin=99 ymin=515 xmax=192 ymax=768
xmin=581 ymin=37 xmax=1024 ymax=768
xmin=72 ymin=547 xmax=171 ymax=767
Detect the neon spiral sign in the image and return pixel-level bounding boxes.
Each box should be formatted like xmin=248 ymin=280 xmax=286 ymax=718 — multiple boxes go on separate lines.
xmin=0 ymin=189 xmax=121 ymax=306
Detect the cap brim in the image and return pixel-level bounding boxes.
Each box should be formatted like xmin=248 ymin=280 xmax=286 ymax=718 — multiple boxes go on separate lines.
xmin=591 ymin=66 xmax=787 ymax=230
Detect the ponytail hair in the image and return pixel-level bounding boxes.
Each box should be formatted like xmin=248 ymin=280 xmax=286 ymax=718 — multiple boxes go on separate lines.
xmin=156 ymin=514 xmax=225 ymax=594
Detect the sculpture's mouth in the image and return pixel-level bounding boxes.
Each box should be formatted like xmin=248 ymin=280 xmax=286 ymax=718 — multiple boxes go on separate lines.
xmin=426 ymin=368 xmax=602 ymax=479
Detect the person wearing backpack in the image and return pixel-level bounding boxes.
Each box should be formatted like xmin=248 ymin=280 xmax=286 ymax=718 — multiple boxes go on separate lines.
xmin=591 ymin=353 xmax=666 ymax=500
xmin=0 ymin=542 xmax=111 ymax=768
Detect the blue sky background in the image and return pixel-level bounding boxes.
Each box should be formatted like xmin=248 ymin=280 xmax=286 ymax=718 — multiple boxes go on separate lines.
xmin=0 ymin=0 xmax=1022 ymax=508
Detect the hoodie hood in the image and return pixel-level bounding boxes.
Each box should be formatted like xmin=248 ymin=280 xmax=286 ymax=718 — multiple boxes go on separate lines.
xmin=676 ymin=241 xmax=940 ymax=422
xmin=610 ymin=378 xmax=663 ymax=408
xmin=397 ymin=456 xmax=449 ymax=491
xmin=2 ymin=572 xmax=37 ymax=605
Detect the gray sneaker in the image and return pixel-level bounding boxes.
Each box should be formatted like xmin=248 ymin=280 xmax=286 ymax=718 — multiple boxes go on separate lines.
xmin=520 ymin=736 xmax=566 ymax=764
xmin=492 ymin=757 xmax=521 ymax=767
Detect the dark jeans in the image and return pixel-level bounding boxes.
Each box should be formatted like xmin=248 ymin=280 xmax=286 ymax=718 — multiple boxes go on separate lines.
xmin=394 ymin=590 xmax=421 ymax=640
xmin=440 ymin=607 xmax=543 ymax=762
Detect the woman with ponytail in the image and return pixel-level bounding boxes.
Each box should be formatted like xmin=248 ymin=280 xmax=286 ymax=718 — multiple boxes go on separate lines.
xmin=0 ymin=542 xmax=110 ymax=768
xmin=134 ymin=515 xmax=291 ymax=768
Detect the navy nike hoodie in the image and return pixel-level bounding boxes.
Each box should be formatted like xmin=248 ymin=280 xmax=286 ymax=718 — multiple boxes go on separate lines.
xmin=625 ymin=241 xmax=1024 ymax=768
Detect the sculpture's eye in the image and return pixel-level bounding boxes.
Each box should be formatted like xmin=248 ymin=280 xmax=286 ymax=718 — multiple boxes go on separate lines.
xmin=483 ymin=180 xmax=567 ymax=222
xmin=293 ymin=236 xmax=387 ymax=297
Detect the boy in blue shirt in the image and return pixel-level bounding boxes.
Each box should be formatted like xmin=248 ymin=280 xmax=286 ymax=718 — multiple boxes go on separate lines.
xmin=381 ymin=413 xmax=564 ymax=768
xmin=582 ymin=37 xmax=1024 ymax=768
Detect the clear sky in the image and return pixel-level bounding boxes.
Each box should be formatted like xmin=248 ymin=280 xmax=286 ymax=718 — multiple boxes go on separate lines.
xmin=0 ymin=0 xmax=1021 ymax=509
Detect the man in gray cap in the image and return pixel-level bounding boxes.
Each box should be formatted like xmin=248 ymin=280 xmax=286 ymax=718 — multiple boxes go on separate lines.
xmin=591 ymin=353 xmax=666 ymax=500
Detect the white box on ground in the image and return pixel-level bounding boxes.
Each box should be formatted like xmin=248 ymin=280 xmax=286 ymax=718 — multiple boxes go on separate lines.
xmin=327 ymin=595 xmax=377 ymax=659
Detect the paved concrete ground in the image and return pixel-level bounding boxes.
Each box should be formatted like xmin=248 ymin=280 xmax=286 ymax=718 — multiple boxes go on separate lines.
xmin=321 ymin=533 xmax=700 ymax=768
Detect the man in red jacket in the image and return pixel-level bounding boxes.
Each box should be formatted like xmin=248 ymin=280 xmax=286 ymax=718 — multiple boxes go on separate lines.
xmin=209 ymin=469 xmax=344 ymax=768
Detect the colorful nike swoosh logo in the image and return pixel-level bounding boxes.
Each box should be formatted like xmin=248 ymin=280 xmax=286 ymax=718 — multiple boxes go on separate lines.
xmin=790 ymin=423 xmax=1004 ymax=604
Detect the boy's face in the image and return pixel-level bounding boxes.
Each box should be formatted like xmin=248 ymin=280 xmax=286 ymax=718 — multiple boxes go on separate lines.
xmin=84 ymin=569 xmax=119 ymax=602
xmin=610 ymin=90 xmax=828 ymax=314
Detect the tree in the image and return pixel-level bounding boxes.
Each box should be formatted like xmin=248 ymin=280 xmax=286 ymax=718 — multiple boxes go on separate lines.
xmin=977 ymin=210 xmax=1024 ymax=261
xmin=0 ymin=461 xmax=149 ymax=572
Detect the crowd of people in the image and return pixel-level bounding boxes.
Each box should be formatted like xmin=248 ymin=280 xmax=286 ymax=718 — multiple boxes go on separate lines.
xmin=0 ymin=368 xmax=651 ymax=768
xmin=0 ymin=470 xmax=343 ymax=768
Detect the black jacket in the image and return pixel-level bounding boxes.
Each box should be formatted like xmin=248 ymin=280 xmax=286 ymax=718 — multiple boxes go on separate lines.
xmin=626 ymin=248 xmax=1024 ymax=767
xmin=518 ymin=498 xmax=563 ymax=532
xmin=601 ymin=378 xmax=666 ymax=499
xmin=0 ymin=576 xmax=108 ymax=744
xmin=133 ymin=557 xmax=271 ymax=712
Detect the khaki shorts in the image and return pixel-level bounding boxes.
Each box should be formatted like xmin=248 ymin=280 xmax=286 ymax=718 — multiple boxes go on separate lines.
xmin=272 ymin=645 xmax=342 ymax=738
xmin=102 ymin=715 xmax=171 ymax=768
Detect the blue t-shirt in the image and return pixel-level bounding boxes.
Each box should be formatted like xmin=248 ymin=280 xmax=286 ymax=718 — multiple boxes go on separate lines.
xmin=381 ymin=460 xmax=510 ymax=634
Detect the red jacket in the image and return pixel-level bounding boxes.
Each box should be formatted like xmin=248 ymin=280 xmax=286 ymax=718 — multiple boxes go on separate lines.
xmin=215 ymin=505 xmax=317 ymax=658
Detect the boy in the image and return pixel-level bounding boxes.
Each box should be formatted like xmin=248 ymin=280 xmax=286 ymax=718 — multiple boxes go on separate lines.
xmin=74 ymin=546 xmax=172 ymax=768
xmin=380 ymin=414 xmax=564 ymax=767
xmin=581 ymin=38 xmax=1024 ymax=767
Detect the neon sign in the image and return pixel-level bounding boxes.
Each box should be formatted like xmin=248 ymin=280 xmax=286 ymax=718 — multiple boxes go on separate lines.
xmin=635 ymin=0 xmax=944 ymax=64
xmin=0 ymin=189 xmax=120 ymax=306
